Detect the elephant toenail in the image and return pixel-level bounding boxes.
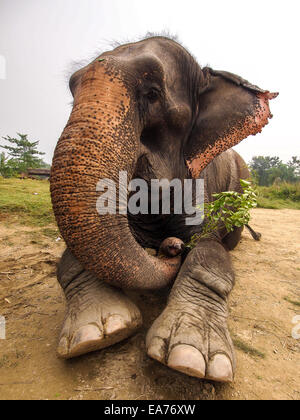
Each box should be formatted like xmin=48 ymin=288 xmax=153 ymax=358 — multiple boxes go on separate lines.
xmin=69 ymin=324 xmax=103 ymax=354
xmin=147 ymin=337 xmax=166 ymax=363
xmin=104 ymin=315 xmax=126 ymax=335
xmin=207 ymin=354 xmax=233 ymax=383
xmin=167 ymin=345 xmax=206 ymax=379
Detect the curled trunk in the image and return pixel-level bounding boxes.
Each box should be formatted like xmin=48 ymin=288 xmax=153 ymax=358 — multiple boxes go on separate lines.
xmin=51 ymin=62 xmax=181 ymax=290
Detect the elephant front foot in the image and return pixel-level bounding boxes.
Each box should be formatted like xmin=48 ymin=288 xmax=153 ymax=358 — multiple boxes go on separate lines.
xmin=146 ymin=299 xmax=235 ymax=382
xmin=146 ymin=243 xmax=236 ymax=383
xmin=57 ymin=250 xmax=142 ymax=359
xmin=57 ymin=278 xmax=142 ymax=359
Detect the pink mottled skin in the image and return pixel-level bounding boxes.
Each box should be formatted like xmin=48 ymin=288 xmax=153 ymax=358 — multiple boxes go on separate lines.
xmin=187 ymin=91 xmax=278 ymax=179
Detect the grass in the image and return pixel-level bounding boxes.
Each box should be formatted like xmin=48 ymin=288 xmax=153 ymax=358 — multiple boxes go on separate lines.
xmin=2 ymin=235 xmax=13 ymax=246
xmin=284 ymin=297 xmax=300 ymax=307
xmin=257 ymin=183 xmax=300 ymax=210
xmin=0 ymin=355 xmax=9 ymax=368
xmin=0 ymin=178 xmax=55 ymax=226
xmin=233 ymin=337 xmax=266 ymax=359
xmin=42 ymin=227 xmax=60 ymax=239
xmin=24 ymin=229 xmax=59 ymax=246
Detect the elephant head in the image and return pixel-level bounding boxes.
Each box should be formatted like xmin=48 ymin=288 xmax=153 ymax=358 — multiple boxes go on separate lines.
xmin=50 ymin=36 xmax=277 ymax=290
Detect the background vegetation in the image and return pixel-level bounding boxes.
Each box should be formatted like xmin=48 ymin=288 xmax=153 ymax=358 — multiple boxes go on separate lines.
xmin=0 ymin=177 xmax=55 ymax=226
xmin=0 ymin=133 xmax=50 ymax=177
xmin=256 ymin=183 xmax=300 ymax=210
xmin=249 ymin=156 xmax=300 ymax=186
xmin=248 ymin=156 xmax=300 ymax=209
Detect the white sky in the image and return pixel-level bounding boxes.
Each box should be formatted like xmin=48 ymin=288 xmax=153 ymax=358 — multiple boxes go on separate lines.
xmin=0 ymin=0 xmax=299 ymax=164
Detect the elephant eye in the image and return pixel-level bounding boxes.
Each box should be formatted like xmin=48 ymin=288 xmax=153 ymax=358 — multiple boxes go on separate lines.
xmin=146 ymin=89 xmax=160 ymax=103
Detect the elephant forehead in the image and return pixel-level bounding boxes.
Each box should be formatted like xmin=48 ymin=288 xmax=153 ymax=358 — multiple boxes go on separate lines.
xmin=73 ymin=59 xmax=132 ymax=113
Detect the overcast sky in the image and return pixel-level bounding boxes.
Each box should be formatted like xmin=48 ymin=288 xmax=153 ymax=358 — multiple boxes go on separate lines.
xmin=0 ymin=0 xmax=299 ymax=164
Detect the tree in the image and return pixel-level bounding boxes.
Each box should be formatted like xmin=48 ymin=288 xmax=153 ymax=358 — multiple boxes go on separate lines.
xmin=0 ymin=133 xmax=48 ymax=173
xmin=249 ymin=156 xmax=300 ymax=186
xmin=287 ymin=156 xmax=300 ymax=177
xmin=249 ymin=156 xmax=281 ymax=186
xmin=0 ymin=152 xmax=10 ymax=177
xmin=268 ymin=163 xmax=298 ymax=185
xmin=0 ymin=152 xmax=20 ymax=177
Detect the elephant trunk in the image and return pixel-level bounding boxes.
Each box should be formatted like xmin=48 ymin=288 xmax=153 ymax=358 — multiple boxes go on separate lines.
xmin=50 ymin=60 xmax=181 ymax=290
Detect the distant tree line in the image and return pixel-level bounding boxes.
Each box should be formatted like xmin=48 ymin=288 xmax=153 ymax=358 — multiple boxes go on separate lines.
xmin=1 ymin=135 xmax=299 ymax=188
xmin=249 ymin=156 xmax=300 ymax=186
xmin=0 ymin=133 xmax=50 ymax=177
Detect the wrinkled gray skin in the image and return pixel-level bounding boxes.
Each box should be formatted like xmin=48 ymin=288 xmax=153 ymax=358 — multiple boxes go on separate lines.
xmin=57 ymin=150 xmax=248 ymax=383
xmin=52 ymin=36 xmax=276 ymax=383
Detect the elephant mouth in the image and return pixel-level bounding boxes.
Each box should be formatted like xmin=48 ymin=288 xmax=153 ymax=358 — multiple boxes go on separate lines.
xmin=187 ymin=91 xmax=278 ymax=178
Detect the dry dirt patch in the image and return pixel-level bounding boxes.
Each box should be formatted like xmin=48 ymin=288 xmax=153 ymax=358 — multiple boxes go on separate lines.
xmin=0 ymin=209 xmax=299 ymax=400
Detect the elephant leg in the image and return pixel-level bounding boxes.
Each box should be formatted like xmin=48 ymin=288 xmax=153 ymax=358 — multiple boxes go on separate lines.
xmin=56 ymin=249 xmax=142 ymax=359
xmin=146 ymin=240 xmax=236 ymax=383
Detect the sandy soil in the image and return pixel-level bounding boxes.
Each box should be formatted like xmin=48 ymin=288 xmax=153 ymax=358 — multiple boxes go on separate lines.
xmin=0 ymin=209 xmax=299 ymax=400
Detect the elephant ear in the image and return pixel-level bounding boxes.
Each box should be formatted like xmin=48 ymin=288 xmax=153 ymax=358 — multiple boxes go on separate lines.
xmin=184 ymin=68 xmax=278 ymax=178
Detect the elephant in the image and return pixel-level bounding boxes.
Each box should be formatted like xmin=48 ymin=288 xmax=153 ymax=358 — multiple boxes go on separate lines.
xmin=50 ymin=35 xmax=277 ymax=383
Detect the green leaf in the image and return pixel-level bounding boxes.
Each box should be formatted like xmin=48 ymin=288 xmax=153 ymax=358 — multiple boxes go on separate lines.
xmin=240 ymin=179 xmax=251 ymax=188
xmin=186 ymin=179 xmax=257 ymax=249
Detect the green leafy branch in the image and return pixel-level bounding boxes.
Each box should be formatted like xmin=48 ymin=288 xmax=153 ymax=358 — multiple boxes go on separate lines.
xmin=186 ymin=180 xmax=257 ymax=249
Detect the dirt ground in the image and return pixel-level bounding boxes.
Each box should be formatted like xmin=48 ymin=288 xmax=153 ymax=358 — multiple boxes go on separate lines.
xmin=0 ymin=208 xmax=299 ymax=400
